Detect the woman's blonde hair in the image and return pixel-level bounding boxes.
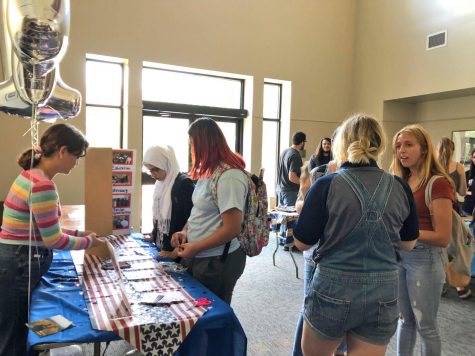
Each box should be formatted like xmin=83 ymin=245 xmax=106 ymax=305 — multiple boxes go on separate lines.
xmin=389 ymin=124 xmax=451 ymax=190
xmin=437 ymin=137 xmax=455 ymax=173
xmin=300 ymin=161 xmax=311 ymax=181
xmin=332 ymin=113 xmax=386 ymax=165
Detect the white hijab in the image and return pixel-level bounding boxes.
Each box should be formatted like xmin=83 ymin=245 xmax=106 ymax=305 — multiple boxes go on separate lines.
xmin=143 ymin=145 xmax=180 ymax=235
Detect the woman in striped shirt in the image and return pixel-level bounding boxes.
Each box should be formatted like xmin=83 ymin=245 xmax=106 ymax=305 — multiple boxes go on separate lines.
xmin=0 ymin=123 xmax=105 ymax=356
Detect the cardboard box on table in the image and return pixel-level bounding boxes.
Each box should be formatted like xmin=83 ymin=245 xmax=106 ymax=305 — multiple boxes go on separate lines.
xmin=84 ymin=147 xmax=136 ymax=243
xmin=76 ymin=149 xmax=130 ymax=316
xmin=84 ymin=148 xmax=113 ymax=237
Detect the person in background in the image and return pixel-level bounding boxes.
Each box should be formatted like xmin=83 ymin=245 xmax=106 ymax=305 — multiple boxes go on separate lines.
xmin=171 ymin=118 xmax=247 ymax=304
xmin=0 ymin=124 xmax=105 ymax=356
xmin=391 ymin=124 xmax=453 ymax=356
xmin=309 ymin=137 xmax=333 ymax=170
xmin=294 ymin=114 xmax=418 ymax=356
xmin=437 ymin=137 xmax=467 ymax=208
xmin=143 ymin=145 xmax=194 ymax=259
xmin=436 ymin=137 xmax=471 ymax=299
xmin=276 ymin=131 xmax=306 ymax=207
xmin=462 ymin=148 xmax=475 ymax=216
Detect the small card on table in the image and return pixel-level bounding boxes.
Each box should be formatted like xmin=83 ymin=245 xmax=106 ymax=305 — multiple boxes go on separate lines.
xmin=26 ymin=314 xmax=74 ymax=337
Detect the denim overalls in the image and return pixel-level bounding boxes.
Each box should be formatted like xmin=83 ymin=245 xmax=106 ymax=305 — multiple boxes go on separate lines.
xmin=304 ymin=169 xmax=400 ymax=345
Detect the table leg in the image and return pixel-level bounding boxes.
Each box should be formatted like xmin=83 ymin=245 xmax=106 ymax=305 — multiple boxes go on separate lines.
xmin=288 ymin=246 xmax=299 ymax=279
xmin=94 ymin=342 xmax=101 ymax=356
xmin=272 ymin=232 xmax=278 ymax=266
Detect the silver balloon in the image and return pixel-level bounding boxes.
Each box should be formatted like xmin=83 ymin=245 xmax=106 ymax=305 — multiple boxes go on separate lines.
xmin=0 ymin=0 xmax=80 ymax=119
xmin=12 ymin=53 xmax=56 ymax=105
xmin=0 ymin=67 xmax=81 ymax=121
xmin=6 ymin=0 xmax=70 ymax=105
xmin=6 ymin=0 xmax=70 ymax=77
xmin=0 ymin=76 xmax=32 ymax=115
xmin=37 ymin=68 xmax=81 ymax=120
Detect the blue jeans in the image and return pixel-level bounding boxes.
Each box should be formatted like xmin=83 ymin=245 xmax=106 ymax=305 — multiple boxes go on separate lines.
xmin=277 ymin=190 xmax=298 ymax=242
xmin=277 ymin=190 xmax=298 ymax=207
xmin=397 ymin=244 xmax=445 ymax=356
xmin=292 ymin=259 xmax=347 ymax=356
xmin=304 ymin=266 xmax=399 ymax=345
xmin=0 ymin=244 xmax=52 ymax=356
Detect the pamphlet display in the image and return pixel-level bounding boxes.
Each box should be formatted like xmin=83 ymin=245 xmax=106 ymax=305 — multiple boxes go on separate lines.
xmin=112 ymin=149 xmax=135 ymax=235
xmin=85 ymin=148 xmax=136 ymax=235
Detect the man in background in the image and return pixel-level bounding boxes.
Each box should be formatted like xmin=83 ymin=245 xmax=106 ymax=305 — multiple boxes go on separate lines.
xmin=276 ymin=131 xmax=306 ymax=207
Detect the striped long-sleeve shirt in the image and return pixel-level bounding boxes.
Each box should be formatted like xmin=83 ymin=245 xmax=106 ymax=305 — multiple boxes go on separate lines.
xmin=0 ymin=169 xmax=93 ymax=250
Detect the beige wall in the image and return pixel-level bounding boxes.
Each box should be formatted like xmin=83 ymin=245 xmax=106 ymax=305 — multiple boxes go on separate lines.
xmin=0 ymin=0 xmax=356 ymax=230
xmin=354 ymin=0 xmax=475 ymax=167
xmin=3 ymin=0 xmax=475 ymax=228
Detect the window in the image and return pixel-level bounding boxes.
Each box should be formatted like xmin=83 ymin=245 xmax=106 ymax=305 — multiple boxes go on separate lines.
xmin=142 ymin=116 xmax=190 ymax=172
xmin=141 ymin=65 xmax=248 ymax=232
xmin=85 ymin=56 xmax=125 ymax=148
xmin=143 ymin=68 xmax=242 ymax=109
xmin=262 ymin=82 xmax=282 ymax=197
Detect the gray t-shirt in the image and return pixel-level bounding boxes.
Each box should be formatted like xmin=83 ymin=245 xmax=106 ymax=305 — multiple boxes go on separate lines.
xmin=187 ymin=169 xmax=248 ymax=258
xmin=277 ymin=147 xmax=302 ymax=193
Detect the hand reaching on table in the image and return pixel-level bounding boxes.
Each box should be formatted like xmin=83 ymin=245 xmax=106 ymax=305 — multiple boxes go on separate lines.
xmin=171 ymin=230 xmax=188 ymax=248
xmin=88 ymin=233 xmax=106 ymax=248
xmin=176 ymin=242 xmax=198 ymax=259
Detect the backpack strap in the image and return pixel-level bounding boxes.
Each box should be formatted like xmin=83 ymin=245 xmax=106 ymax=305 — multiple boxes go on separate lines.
xmin=339 ymin=169 xmax=394 ymax=219
xmin=339 ymin=169 xmax=398 ymax=260
xmin=210 ymin=163 xmax=235 ymax=262
xmin=424 ymin=175 xmax=443 ymax=209
xmin=211 ymin=164 xmax=231 ymax=202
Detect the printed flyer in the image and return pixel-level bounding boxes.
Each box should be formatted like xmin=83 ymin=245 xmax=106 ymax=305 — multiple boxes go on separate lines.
xmin=112 ymin=149 xmax=135 ymax=234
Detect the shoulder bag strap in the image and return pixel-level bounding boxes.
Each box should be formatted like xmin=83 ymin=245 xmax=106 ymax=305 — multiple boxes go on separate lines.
xmin=424 ymin=175 xmax=443 ymax=208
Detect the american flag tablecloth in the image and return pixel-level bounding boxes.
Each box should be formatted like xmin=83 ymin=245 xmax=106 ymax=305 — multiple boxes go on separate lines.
xmin=71 ymin=235 xmax=207 ymax=356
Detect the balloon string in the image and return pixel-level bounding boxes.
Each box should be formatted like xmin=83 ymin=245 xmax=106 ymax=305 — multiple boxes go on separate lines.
xmin=27 ymin=105 xmax=40 ymax=323
xmin=31 ymin=105 xmax=39 ymax=147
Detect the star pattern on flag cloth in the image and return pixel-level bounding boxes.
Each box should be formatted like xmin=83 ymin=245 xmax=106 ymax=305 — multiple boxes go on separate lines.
xmin=131 ymin=304 xmax=177 ymax=325
xmin=75 ymin=235 xmax=207 ymax=355
xmin=141 ymin=322 xmax=182 ymax=356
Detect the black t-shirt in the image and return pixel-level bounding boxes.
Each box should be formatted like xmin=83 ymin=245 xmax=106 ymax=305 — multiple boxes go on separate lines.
xmin=309 ymin=153 xmax=332 ymax=170
xmin=153 ymin=173 xmax=194 ymax=251
xmin=463 ymin=170 xmax=475 ymax=215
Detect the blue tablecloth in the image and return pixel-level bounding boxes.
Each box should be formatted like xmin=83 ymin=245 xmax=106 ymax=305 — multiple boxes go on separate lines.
xmin=28 ymin=235 xmax=247 ymax=355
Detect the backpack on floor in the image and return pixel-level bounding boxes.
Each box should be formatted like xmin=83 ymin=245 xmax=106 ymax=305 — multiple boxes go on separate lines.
xmin=211 ymin=163 xmax=270 ymax=257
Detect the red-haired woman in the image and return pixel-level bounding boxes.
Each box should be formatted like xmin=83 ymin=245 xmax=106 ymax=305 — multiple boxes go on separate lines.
xmin=171 ymin=117 xmax=247 ymax=304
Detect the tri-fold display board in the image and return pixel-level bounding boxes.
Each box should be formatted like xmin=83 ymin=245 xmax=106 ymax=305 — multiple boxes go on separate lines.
xmin=85 ymin=148 xmax=136 ymax=236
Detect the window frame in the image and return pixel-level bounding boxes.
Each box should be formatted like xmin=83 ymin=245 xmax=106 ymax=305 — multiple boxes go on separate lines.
xmin=142 ymin=66 xmax=246 ymax=110
xmin=263 ymin=82 xmax=282 ymax=187
xmin=141 ymin=66 xmax=247 ymax=156
xmin=85 ymin=57 xmax=125 ymax=148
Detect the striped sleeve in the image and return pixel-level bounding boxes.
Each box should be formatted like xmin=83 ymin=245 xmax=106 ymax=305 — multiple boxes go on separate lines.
xmin=30 ymin=180 xmax=93 ymax=250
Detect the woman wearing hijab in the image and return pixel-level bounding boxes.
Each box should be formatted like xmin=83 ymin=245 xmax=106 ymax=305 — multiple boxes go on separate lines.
xmin=143 ymin=145 xmax=194 ymax=258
